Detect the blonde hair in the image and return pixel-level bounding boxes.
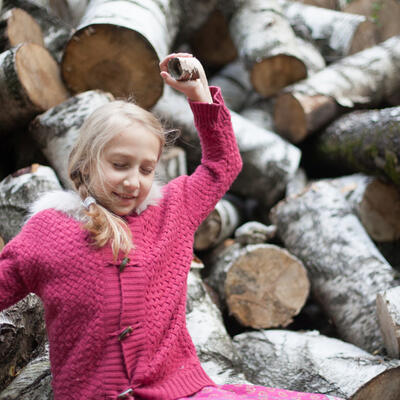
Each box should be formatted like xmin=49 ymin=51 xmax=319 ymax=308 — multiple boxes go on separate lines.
xmin=68 ymin=100 xmax=166 ymax=260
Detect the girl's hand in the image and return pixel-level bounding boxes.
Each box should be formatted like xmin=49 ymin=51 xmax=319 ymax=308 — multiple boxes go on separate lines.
xmin=159 ymin=53 xmax=213 ymax=104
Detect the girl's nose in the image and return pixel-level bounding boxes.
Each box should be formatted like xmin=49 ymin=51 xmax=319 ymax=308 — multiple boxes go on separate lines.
xmin=123 ymin=174 xmax=139 ymax=191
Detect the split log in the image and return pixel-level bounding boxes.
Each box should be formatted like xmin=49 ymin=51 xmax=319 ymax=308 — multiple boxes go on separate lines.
xmin=0 ymin=345 xmax=51 ymax=400
xmin=0 ymin=294 xmax=46 ymax=392
xmin=3 ymin=0 xmax=73 ymax=62
xmin=188 ymin=9 xmax=238 ymax=68
xmin=239 ymin=97 xmax=274 ymax=132
xmin=377 ymin=286 xmax=400 ymax=358
xmin=186 ymin=267 xmax=250 ymax=384
xmin=194 ymin=197 xmax=242 ymax=251
xmin=0 ymin=8 xmax=44 ymax=50
xmin=153 ymin=86 xmax=301 ymax=208
xmin=61 ymin=0 xmax=181 ymax=109
xmin=342 ymin=0 xmax=400 ymax=42
xmin=274 ymin=35 xmax=400 ymax=143
xmin=279 ymin=0 xmax=377 ymax=63
xmin=228 ymin=0 xmax=325 ymax=97
xmin=270 ymin=180 xmax=400 ymax=353
xmin=234 ymin=221 xmax=277 ymax=245
xmin=206 ymin=243 xmax=310 ymax=329
xmin=30 ymin=90 xmax=114 ymax=188
xmin=156 ymin=146 xmax=187 ymax=184
xmin=0 ymin=164 xmax=62 ymax=243
xmin=327 ymin=174 xmax=400 ymax=242
xmin=209 ymin=60 xmax=252 ymax=112
xmin=312 ymin=106 xmax=400 ymax=187
xmin=233 ymin=329 xmax=400 ymax=400
xmin=0 ymin=42 xmax=68 ymax=133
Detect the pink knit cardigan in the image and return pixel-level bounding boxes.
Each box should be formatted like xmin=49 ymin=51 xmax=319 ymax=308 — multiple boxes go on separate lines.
xmin=0 ymin=87 xmax=242 ymax=399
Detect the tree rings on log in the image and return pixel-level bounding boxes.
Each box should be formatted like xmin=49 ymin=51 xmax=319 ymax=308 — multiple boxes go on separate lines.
xmin=0 ymin=42 xmax=68 ymax=132
xmin=0 ymin=7 xmax=44 ymax=50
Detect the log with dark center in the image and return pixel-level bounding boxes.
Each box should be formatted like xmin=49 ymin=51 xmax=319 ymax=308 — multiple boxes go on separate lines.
xmin=0 ymin=42 xmax=69 ymax=133
xmin=61 ymin=0 xmax=181 ymax=109
xmin=206 ymin=243 xmax=310 ymax=329
xmin=30 ymin=90 xmax=114 ymax=188
xmin=279 ymin=0 xmax=377 ymax=62
xmin=233 ymin=329 xmax=400 ymax=400
xmin=312 ymin=106 xmax=400 ymax=187
xmin=167 ymin=57 xmax=200 ymax=81
xmin=274 ymin=36 xmax=400 ymax=143
xmin=0 ymin=7 xmax=44 ymax=50
xmin=270 ymin=180 xmax=400 ymax=353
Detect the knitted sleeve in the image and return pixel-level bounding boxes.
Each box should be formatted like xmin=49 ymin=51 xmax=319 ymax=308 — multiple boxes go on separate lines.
xmin=183 ymin=86 xmax=242 ymax=228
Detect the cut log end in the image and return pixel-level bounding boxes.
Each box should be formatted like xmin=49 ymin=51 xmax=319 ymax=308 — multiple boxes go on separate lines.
xmin=16 ymin=43 xmax=68 ymax=111
xmin=349 ymin=20 xmax=377 ymax=55
xmin=351 ymin=367 xmax=400 ymax=400
xmin=4 ymin=8 xmax=44 ymax=48
xmin=360 ymin=180 xmax=400 ymax=242
xmin=225 ymin=245 xmax=310 ymax=329
xmin=62 ymin=24 xmax=163 ymax=109
xmin=250 ymin=55 xmax=306 ymax=98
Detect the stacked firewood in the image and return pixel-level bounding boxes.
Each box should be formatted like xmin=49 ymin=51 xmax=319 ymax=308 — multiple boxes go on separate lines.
xmin=1 ymin=0 xmax=400 ymax=399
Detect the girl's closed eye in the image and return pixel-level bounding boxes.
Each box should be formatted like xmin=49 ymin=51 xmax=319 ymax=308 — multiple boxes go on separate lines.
xmin=112 ymin=162 xmax=128 ymax=169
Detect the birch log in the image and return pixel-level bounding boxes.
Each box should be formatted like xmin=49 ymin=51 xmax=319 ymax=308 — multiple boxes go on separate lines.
xmin=194 ymin=198 xmax=242 ymax=251
xmin=239 ymin=97 xmax=274 ymax=132
xmin=312 ymin=106 xmax=400 ymax=187
xmin=229 ymin=0 xmax=325 ymax=97
xmin=0 ymin=43 xmax=69 ymax=133
xmin=0 ymin=165 xmax=61 ymax=243
xmin=233 ymin=329 xmax=400 ymax=400
xmin=376 ymin=286 xmax=400 ymax=358
xmin=0 ymin=8 xmax=45 ymax=50
xmin=30 ymin=90 xmax=114 ymax=188
xmin=206 ymin=243 xmax=310 ymax=329
xmin=327 ymin=174 xmax=400 ymax=242
xmin=156 ymin=146 xmax=187 ymax=184
xmin=0 ymin=347 xmax=51 ymax=400
xmin=234 ymin=221 xmax=277 ymax=245
xmin=61 ymin=0 xmax=181 ymax=109
xmin=153 ymin=86 xmax=301 ymax=208
xmin=3 ymin=0 xmax=73 ymax=62
xmin=295 ymin=0 xmax=339 ymax=8
xmin=189 ymin=9 xmax=238 ymax=68
xmin=186 ymin=267 xmax=250 ymax=384
xmin=274 ymin=35 xmax=400 ymax=143
xmin=48 ymin=0 xmax=89 ymax=27
xmin=270 ymin=180 xmax=400 ymax=353
xmin=0 ymin=295 xmax=46 ymax=392
xmin=279 ymin=0 xmax=377 ymax=62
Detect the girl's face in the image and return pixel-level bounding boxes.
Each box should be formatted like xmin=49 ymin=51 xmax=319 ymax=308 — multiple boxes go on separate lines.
xmin=92 ymin=121 xmax=161 ymax=216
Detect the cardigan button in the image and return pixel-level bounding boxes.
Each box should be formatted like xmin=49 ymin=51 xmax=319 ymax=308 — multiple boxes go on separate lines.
xmin=119 ymin=257 xmax=130 ymax=272
xmin=118 ymin=326 xmax=133 ymax=341
xmin=117 ymin=388 xmax=133 ymax=398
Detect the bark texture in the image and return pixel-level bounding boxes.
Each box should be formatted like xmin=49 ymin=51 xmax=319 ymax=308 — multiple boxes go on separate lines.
xmin=270 ymin=180 xmax=400 ymax=353
xmin=233 ymin=329 xmax=400 ymax=400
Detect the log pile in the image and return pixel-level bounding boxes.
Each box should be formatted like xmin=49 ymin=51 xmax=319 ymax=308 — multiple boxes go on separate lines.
xmin=1 ymin=0 xmax=400 ymax=398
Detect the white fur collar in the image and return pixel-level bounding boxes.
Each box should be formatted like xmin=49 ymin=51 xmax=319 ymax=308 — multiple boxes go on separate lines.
xmin=28 ymin=181 xmax=164 ymax=222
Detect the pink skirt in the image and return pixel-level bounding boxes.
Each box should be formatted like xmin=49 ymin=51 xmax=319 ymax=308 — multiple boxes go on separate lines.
xmin=179 ymin=384 xmax=344 ymax=400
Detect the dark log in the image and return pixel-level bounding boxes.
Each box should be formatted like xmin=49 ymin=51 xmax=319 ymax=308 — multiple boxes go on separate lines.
xmin=229 ymin=0 xmax=325 ymax=97
xmin=186 ymin=267 xmax=251 ymax=384
xmin=194 ymin=198 xmax=242 ymax=251
xmin=0 ymin=295 xmax=46 ymax=392
xmin=188 ymin=9 xmax=238 ymax=68
xmin=0 ymin=165 xmax=62 ymax=243
xmin=61 ymin=0 xmax=181 ymax=109
xmin=0 ymin=42 xmax=69 ymax=133
xmin=153 ymin=86 xmax=301 ymax=208
xmin=279 ymin=0 xmax=377 ymax=62
xmin=327 ymin=174 xmax=400 ymax=242
xmin=30 ymin=90 xmax=114 ymax=188
xmin=233 ymin=329 xmax=400 ymax=400
xmin=270 ymin=180 xmax=400 ymax=353
xmin=206 ymin=243 xmax=310 ymax=329
xmin=274 ymin=35 xmax=400 ymax=143
xmin=312 ymin=106 xmax=400 ymax=187
xmin=376 ymin=286 xmax=400 ymax=358
xmin=0 ymin=8 xmax=44 ymax=50
xmin=3 ymin=0 xmax=73 ymax=63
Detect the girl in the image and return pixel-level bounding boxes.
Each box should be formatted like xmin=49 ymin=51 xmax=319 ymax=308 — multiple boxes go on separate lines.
xmin=0 ymin=53 xmax=343 ymax=400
